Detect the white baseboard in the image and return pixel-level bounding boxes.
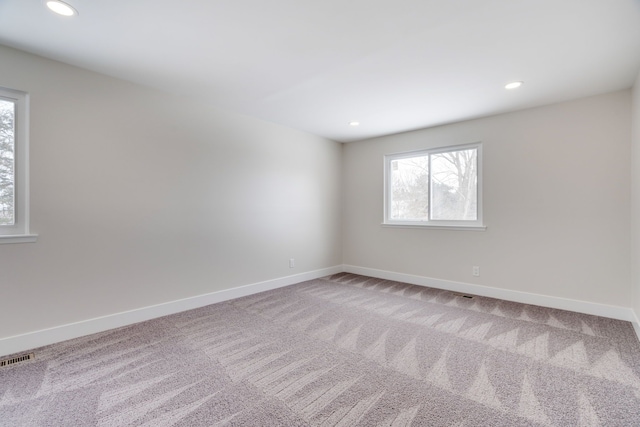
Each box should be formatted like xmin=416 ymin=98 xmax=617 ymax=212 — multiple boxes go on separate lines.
xmin=632 ymin=310 xmax=640 ymax=343
xmin=0 ymin=266 xmax=342 ymax=357
xmin=343 ymin=265 xmax=638 ymax=323
xmin=3 ymin=264 xmax=638 ymax=357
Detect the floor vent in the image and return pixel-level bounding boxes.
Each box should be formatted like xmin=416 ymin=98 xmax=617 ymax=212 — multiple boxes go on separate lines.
xmin=0 ymin=353 xmax=35 ymax=368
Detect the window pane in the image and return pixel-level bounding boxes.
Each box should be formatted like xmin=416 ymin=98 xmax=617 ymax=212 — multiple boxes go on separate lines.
xmin=390 ymin=155 xmax=429 ymax=220
xmin=0 ymin=99 xmax=15 ymax=226
xmin=430 ymin=148 xmax=477 ymax=220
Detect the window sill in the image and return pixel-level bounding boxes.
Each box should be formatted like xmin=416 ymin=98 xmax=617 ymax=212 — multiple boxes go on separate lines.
xmin=382 ymin=223 xmax=487 ymax=231
xmin=0 ymin=234 xmax=38 ymax=244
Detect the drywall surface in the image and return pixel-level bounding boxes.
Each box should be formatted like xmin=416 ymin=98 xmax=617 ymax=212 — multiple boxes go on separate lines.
xmin=632 ymin=71 xmax=640 ymax=320
xmin=0 ymin=45 xmax=342 ymax=340
xmin=343 ymin=91 xmax=632 ymax=307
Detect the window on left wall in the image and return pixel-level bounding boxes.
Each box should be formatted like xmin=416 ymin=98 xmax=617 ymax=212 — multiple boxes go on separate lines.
xmin=0 ymin=87 xmax=36 ymax=243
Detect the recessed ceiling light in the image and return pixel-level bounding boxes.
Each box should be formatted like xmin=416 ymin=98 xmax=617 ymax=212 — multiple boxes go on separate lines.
xmin=349 ymin=121 xmax=360 ymax=126
xmin=46 ymin=0 xmax=78 ymax=17
xmin=505 ymin=81 xmax=523 ymax=90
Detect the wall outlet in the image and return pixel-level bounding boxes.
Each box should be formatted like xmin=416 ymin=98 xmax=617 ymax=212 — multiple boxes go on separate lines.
xmin=472 ymin=266 xmax=480 ymax=276
xmin=289 ymin=258 xmax=295 ymax=268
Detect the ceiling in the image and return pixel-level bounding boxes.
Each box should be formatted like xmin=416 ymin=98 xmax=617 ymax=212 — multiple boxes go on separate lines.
xmin=0 ymin=0 xmax=639 ymax=142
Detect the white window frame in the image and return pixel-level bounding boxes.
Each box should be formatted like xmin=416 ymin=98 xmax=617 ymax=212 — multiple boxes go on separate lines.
xmin=0 ymin=87 xmax=36 ymax=244
xmin=383 ymin=142 xmax=485 ymax=231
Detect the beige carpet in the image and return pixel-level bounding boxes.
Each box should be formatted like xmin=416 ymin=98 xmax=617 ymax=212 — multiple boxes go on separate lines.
xmin=1 ymin=273 xmax=640 ymax=426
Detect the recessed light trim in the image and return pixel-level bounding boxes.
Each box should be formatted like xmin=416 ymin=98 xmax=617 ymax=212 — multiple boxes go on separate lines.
xmin=505 ymin=81 xmax=523 ymax=90
xmin=349 ymin=121 xmax=360 ymax=126
xmin=46 ymin=0 xmax=78 ymax=17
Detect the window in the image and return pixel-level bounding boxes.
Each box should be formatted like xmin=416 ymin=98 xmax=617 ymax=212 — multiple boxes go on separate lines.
xmin=0 ymin=87 xmax=36 ymax=243
xmin=384 ymin=142 xmax=484 ymax=229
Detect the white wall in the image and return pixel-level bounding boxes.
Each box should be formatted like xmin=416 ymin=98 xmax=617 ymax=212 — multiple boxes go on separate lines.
xmin=343 ymin=91 xmax=632 ymax=308
xmin=1 ymin=42 xmax=636 ymax=353
xmin=0 ymin=45 xmax=342 ymax=341
xmin=632 ymin=71 xmax=640 ymax=322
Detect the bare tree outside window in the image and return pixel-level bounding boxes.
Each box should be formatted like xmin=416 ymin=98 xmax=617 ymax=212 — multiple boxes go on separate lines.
xmin=0 ymin=99 xmax=15 ymax=226
xmin=390 ymin=155 xmax=429 ymax=220
xmin=386 ymin=144 xmax=481 ymax=226
xmin=431 ymin=149 xmax=477 ymax=220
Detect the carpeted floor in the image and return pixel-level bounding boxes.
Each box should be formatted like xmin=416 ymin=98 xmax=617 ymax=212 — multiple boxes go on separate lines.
xmin=1 ymin=273 xmax=640 ymax=426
